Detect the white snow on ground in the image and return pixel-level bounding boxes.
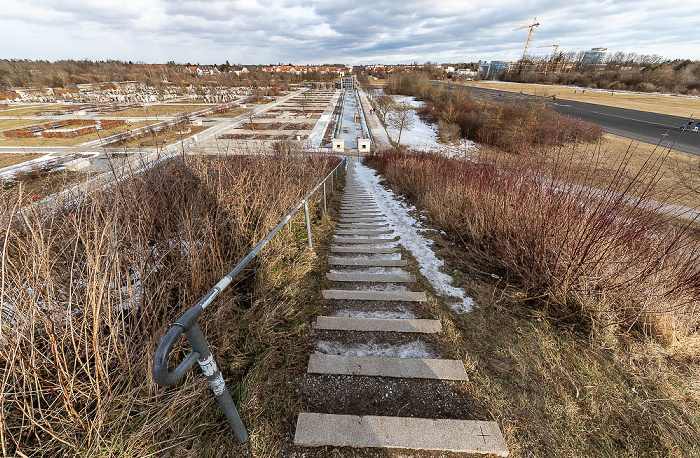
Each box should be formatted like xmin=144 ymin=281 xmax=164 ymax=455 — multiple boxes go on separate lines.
xmin=0 ymin=154 xmax=57 ymax=180
xmin=332 ymin=309 xmax=417 ymax=319
xmin=350 ymin=160 xmax=475 ymax=313
xmin=329 ymin=267 xmax=407 ymax=275
xmin=314 ymin=340 xmax=436 ymax=358
xmin=384 ymin=95 xmax=478 ymax=159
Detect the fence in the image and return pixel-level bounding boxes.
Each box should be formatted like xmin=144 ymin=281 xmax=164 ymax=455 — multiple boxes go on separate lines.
xmin=152 ymin=156 xmax=348 ymax=443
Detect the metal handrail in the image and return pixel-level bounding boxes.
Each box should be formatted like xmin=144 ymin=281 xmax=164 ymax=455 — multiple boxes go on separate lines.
xmin=152 ymin=156 xmax=347 ymax=443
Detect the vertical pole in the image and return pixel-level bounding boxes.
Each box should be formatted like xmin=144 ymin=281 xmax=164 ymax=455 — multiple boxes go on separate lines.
xmin=185 ymin=324 xmax=248 ymax=444
xmin=330 ymin=171 xmax=334 ymax=195
xmin=322 ymin=181 xmax=327 ymax=214
xmin=304 ymin=201 xmax=313 ymax=251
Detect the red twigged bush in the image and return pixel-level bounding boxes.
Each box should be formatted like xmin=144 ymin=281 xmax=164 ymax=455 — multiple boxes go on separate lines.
xmin=365 ymin=149 xmax=700 ymax=339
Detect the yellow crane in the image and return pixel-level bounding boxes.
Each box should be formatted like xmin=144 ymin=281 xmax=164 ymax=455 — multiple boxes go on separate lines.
xmin=537 ymin=43 xmax=560 ymax=71
xmin=513 ymin=17 xmax=540 ymax=61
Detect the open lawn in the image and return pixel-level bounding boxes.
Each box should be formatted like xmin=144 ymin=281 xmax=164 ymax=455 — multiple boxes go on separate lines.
xmin=0 ymin=121 xmax=155 ymax=147
xmin=100 ymin=104 xmax=212 ymax=118
xmin=0 ymin=153 xmax=45 ymax=169
xmin=0 ymin=106 xmax=75 ymax=117
xmin=0 ymin=119 xmax=56 ymax=131
xmin=458 ymin=81 xmax=700 ymax=118
xmin=206 ymin=107 xmax=252 ymax=118
xmin=114 ymin=125 xmax=209 ymax=148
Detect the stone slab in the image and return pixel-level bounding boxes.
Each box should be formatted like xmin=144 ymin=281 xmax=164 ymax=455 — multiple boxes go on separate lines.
xmin=333 ymin=237 xmax=395 ymax=244
xmin=313 ymin=316 xmax=439 ymax=333
xmin=335 ymin=229 xmax=393 ymax=236
xmin=337 ymin=223 xmax=389 ymax=229
xmin=322 ymin=290 xmax=427 ymax=302
xmin=326 ymin=272 xmax=415 ymax=282
xmin=331 ymin=246 xmax=400 ymax=253
xmin=294 ymin=413 xmax=509 ymax=455
xmin=307 ymin=355 xmax=468 ymax=380
xmin=328 ymin=258 xmax=407 ymax=267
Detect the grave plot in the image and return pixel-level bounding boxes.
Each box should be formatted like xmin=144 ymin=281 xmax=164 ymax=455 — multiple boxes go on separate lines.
xmin=213 ymin=89 xmax=339 ymax=147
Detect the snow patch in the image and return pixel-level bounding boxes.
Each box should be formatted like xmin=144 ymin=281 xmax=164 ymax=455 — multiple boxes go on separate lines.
xmin=314 ymin=340 xmax=436 ymax=358
xmin=349 ymin=160 xmax=475 ymax=313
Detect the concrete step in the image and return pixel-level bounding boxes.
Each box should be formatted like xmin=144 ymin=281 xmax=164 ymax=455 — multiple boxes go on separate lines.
xmin=328 ymin=258 xmax=407 ymax=267
xmin=331 ymin=246 xmax=400 ymax=253
xmin=337 ymin=220 xmax=388 ymax=226
xmin=294 ymin=413 xmax=509 ymax=455
xmin=337 ymin=223 xmax=389 ymax=229
xmin=313 ymin=316 xmax=438 ymax=332
xmin=333 ymin=237 xmax=395 ymax=244
xmin=326 ymin=272 xmax=415 ymax=282
xmin=335 ymin=229 xmax=393 ymax=236
xmin=322 ymin=290 xmax=427 ymax=302
xmin=307 ymin=355 xmax=468 ymax=380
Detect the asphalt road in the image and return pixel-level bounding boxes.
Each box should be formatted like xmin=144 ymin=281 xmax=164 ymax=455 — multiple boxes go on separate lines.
xmin=434 ymin=82 xmax=700 ymax=156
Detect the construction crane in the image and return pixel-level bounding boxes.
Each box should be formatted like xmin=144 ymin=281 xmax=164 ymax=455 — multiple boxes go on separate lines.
xmin=537 ymin=43 xmax=560 ymax=71
xmin=513 ymin=17 xmax=540 ymax=61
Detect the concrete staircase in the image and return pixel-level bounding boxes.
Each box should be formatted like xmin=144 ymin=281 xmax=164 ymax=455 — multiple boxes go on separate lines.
xmin=293 ymin=161 xmax=509 ymax=456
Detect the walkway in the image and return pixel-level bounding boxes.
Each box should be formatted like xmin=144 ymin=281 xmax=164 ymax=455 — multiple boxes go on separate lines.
xmin=293 ymin=159 xmax=509 ymax=455
xmin=358 ymin=89 xmax=392 ymax=148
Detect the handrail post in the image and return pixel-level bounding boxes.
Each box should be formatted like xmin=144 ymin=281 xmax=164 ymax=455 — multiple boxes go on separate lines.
xmin=185 ymin=324 xmax=248 ymax=444
xmin=330 ymin=171 xmax=334 ymax=195
xmin=322 ymin=181 xmax=327 ymax=214
xmin=304 ymin=200 xmax=313 ymax=251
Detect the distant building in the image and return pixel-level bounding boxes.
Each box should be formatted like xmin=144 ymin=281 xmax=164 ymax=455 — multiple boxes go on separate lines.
xmin=456 ymin=68 xmax=477 ymax=79
xmin=341 ymin=75 xmax=357 ymax=90
xmin=478 ymin=61 xmax=510 ymax=79
xmin=582 ymin=47 xmax=609 ymax=66
xmin=186 ymin=66 xmax=221 ymax=76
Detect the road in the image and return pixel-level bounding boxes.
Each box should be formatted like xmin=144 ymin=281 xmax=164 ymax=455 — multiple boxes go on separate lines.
xmin=434 ymin=82 xmax=700 ymax=156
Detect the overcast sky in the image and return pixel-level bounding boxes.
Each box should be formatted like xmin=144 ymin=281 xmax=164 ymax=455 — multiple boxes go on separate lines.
xmin=2 ymin=0 xmax=699 ymax=64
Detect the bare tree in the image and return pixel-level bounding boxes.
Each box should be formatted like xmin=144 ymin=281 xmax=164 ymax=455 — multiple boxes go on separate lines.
xmin=387 ymin=102 xmax=415 ymax=146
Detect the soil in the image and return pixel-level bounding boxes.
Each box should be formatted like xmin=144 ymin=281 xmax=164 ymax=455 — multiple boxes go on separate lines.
xmin=298 ymin=374 xmax=480 ymax=419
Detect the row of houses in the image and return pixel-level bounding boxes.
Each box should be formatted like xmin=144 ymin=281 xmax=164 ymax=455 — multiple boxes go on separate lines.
xmin=263 ymin=66 xmax=352 ymax=75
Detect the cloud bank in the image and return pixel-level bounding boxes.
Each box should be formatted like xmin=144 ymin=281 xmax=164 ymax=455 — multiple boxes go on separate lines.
xmin=2 ymin=0 xmax=699 ymax=63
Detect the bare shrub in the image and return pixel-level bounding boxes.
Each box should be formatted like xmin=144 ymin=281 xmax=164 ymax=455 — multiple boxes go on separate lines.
xmin=437 ymin=120 xmax=461 ymax=144
xmin=365 ymin=149 xmax=700 ymax=339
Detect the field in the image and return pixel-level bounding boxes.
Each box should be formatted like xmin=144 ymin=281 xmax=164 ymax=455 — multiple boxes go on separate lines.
xmin=0 ymin=152 xmax=45 ymax=168
xmin=0 ymin=120 xmax=155 ymax=146
xmin=206 ymin=107 xmax=251 ymax=118
xmin=114 ymin=124 xmax=210 ymax=148
xmin=99 ymin=104 xmax=212 ymax=118
xmin=460 ymin=81 xmax=700 ymax=117
xmin=0 ymin=119 xmax=57 ymax=131
xmin=0 ymin=105 xmax=75 ymax=117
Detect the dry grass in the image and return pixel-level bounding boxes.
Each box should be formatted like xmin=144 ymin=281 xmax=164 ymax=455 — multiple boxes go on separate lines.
xmin=0 ymin=119 xmax=56 ymax=131
xmin=0 ymin=152 xmax=340 ymax=456
xmin=0 ymin=121 xmax=154 ymax=147
xmin=481 ymin=133 xmax=700 ymax=208
xmin=0 ymin=105 xmax=75 ymax=117
xmin=99 ymin=104 xmax=211 ymax=118
xmin=113 ymin=125 xmax=210 ymax=148
xmin=460 ymin=81 xmax=700 ymax=118
xmin=367 ymin=150 xmax=700 ymax=456
xmin=0 ymin=153 xmax=45 ymax=169
xmin=205 ymin=107 xmax=252 ymax=118
xmin=366 ymin=150 xmax=700 ymax=339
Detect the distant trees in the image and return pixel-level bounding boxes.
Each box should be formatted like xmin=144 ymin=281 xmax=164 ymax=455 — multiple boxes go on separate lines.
xmin=502 ymin=55 xmax=700 ymax=95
